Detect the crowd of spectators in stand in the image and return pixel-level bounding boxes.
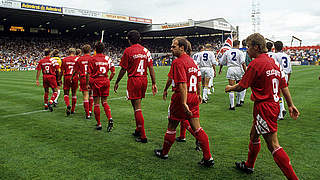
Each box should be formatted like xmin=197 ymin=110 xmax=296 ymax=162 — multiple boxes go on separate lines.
xmin=1 ymin=34 xmax=319 ymax=70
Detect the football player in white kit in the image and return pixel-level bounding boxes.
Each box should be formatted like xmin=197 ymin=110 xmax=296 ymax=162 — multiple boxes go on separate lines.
xmin=274 ymin=41 xmax=292 ymax=120
xmin=219 ymin=40 xmax=247 ymax=110
xmin=197 ymin=44 xmax=218 ymax=103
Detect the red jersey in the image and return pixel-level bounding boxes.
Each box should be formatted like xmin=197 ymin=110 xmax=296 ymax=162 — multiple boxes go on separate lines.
xmin=239 ymin=53 xmax=287 ymax=102
xmin=168 ymin=54 xmax=201 ymax=93
xmin=75 ymin=54 xmax=92 ymax=77
xmin=88 ymin=53 xmax=115 ymax=79
xmin=120 ymin=44 xmax=153 ymax=77
xmin=61 ymin=56 xmax=78 ymax=76
xmin=36 ymin=56 xmax=59 ymax=76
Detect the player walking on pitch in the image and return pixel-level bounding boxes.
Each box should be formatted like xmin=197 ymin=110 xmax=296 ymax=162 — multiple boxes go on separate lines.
xmin=114 ymin=30 xmax=157 ymax=143
xmin=87 ymin=42 xmax=115 ymax=131
xmin=225 ymin=33 xmax=299 ymax=179
xmin=36 ymin=48 xmax=59 ymax=111
xmin=155 ymin=37 xmax=214 ymax=167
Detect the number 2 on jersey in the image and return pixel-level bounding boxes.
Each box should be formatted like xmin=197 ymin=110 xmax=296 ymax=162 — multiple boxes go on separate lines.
xmin=137 ymin=60 xmax=145 ymax=75
xmin=231 ymin=52 xmax=237 ymax=61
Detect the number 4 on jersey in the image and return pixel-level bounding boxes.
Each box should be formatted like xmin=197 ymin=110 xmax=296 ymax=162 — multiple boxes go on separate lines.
xmin=137 ymin=60 xmax=145 ymax=75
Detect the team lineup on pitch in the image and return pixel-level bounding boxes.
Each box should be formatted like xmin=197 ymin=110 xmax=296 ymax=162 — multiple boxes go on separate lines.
xmin=31 ymin=30 xmax=302 ymax=179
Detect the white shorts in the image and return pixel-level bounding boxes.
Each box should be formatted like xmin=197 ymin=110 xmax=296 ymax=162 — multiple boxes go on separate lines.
xmin=200 ymin=67 xmax=213 ymax=79
xmin=226 ymin=67 xmax=244 ymax=81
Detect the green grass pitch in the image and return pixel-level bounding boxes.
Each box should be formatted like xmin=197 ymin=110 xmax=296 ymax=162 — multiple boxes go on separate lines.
xmin=0 ymin=65 xmax=319 ymax=179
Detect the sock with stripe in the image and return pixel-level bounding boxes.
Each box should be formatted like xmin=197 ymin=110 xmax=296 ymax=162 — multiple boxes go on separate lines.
xmin=245 ymin=139 xmax=261 ymax=168
xmin=195 ymin=128 xmax=212 ymax=160
xmin=273 ymin=147 xmax=298 ymax=180
xmin=162 ymin=128 xmax=176 ymax=155
xmin=94 ymin=104 xmax=101 ymax=126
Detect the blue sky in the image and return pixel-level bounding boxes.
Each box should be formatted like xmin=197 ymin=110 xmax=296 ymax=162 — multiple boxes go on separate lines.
xmin=23 ymin=0 xmax=320 ymax=46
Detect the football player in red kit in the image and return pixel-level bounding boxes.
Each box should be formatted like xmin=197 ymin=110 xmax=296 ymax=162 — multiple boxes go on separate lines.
xmin=225 ymin=33 xmax=300 ymax=179
xmin=36 ymin=48 xmax=59 ymax=111
xmin=87 ymin=42 xmax=115 ymax=132
xmin=114 ymin=30 xmax=157 ymax=143
xmin=154 ymin=37 xmax=214 ymax=167
xmin=61 ymin=48 xmax=79 ymax=116
xmin=73 ymin=44 xmax=93 ymax=119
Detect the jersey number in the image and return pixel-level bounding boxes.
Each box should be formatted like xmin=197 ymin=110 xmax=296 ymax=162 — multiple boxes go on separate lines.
xmin=282 ymin=57 xmax=288 ymax=68
xmin=272 ymin=78 xmax=279 ymax=102
xmin=189 ymin=75 xmax=197 ymax=92
xmin=202 ymin=53 xmax=208 ymax=61
xmin=68 ymin=66 xmax=74 ymax=74
xmin=84 ymin=65 xmax=88 ymax=74
xmin=137 ymin=60 xmax=145 ymax=75
xmin=100 ymin=66 xmax=106 ymax=74
xmin=45 ymin=66 xmax=50 ymax=73
xmin=231 ymin=52 xmax=237 ymax=61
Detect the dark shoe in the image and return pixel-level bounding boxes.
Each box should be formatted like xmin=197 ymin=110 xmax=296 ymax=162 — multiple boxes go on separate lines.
xmin=240 ymin=100 xmax=244 ymax=105
xmin=66 ymin=106 xmax=71 ymax=116
xmin=71 ymin=111 xmax=75 ymax=114
xmin=85 ymin=115 xmax=91 ymax=120
xmin=135 ymin=137 xmax=148 ymax=143
xmin=132 ymin=130 xmax=141 ymax=137
xmin=89 ymin=111 xmax=92 ymax=117
xmin=198 ymin=157 xmax=214 ymax=167
xmin=195 ymin=140 xmax=201 ymax=151
xmin=107 ymin=119 xmax=114 ymax=132
xmin=48 ymin=103 xmax=53 ymax=112
xmin=44 ymin=104 xmax=48 ymax=110
xmin=154 ymin=149 xmax=168 ymax=159
xmin=236 ymin=103 xmax=242 ymax=107
xmin=96 ymin=125 xmax=102 ymax=130
xmin=202 ymin=99 xmax=208 ymax=104
xmin=53 ymin=102 xmax=57 ymax=107
xmin=175 ymin=137 xmax=186 ymax=142
xmin=229 ymin=106 xmax=235 ymax=110
xmin=235 ymin=161 xmax=254 ymax=174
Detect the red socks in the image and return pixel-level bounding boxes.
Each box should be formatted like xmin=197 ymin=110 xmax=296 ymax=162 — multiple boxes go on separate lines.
xmin=44 ymin=92 xmax=49 ymax=105
xmin=102 ymin=102 xmax=112 ymax=120
xmin=50 ymin=92 xmax=58 ymax=104
xmin=162 ymin=128 xmax=176 ymax=155
xmin=134 ymin=109 xmax=146 ymax=139
xmin=71 ymin=96 xmax=77 ymax=112
xmin=180 ymin=120 xmax=196 ymax=138
xmin=89 ymin=96 xmax=93 ymax=114
xmin=195 ymin=128 xmax=212 ymax=160
xmin=83 ymin=100 xmax=89 ymax=117
xmin=94 ymin=104 xmax=101 ymax=126
xmin=64 ymin=95 xmax=70 ymax=107
xmin=245 ymin=139 xmax=261 ymax=168
xmin=273 ymin=147 xmax=298 ymax=180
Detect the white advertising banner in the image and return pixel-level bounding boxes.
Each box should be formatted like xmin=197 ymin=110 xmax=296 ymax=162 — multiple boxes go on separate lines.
xmin=0 ymin=0 xmax=21 ymax=9
xmin=64 ymin=7 xmax=102 ymax=18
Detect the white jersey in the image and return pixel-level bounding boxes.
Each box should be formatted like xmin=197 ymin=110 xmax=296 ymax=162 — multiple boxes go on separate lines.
xmin=275 ymin=52 xmax=292 ymax=74
xmin=220 ymin=49 xmax=245 ymax=67
xmin=192 ymin=52 xmax=201 ymax=64
xmin=197 ymin=51 xmax=218 ymax=68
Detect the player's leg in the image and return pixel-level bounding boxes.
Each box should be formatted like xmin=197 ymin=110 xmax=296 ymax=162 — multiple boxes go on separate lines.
xmin=189 ymin=117 xmax=214 ymax=167
xmin=48 ymin=86 xmax=58 ymax=112
xmin=64 ymin=89 xmax=71 ymax=116
xmin=71 ymin=87 xmax=77 ymax=114
xmin=89 ymin=90 xmax=93 ymax=116
xmin=93 ymin=96 xmax=102 ymax=130
xmin=203 ymin=76 xmax=210 ymax=103
xmin=82 ymin=90 xmax=90 ymax=119
xmin=54 ymin=85 xmax=61 ymax=106
xmin=155 ymin=118 xmax=180 ymax=159
xmin=235 ymin=125 xmax=261 ymax=174
xmin=101 ymin=96 xmax=113 ymax=132
xmin=176 ymin=121 xmax=186 ymax=142
xmin=228 ymin=79 xmax=236 ymax=110
xmin=43 ymin=87 xmax=49 ymax=110
xmin=131 ymin=99 xmax=147 ymax=143
xmin=262 ymin=132 xmax=298 ymax=179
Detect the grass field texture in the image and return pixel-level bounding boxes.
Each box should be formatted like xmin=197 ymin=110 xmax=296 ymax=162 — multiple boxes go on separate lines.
xmin=0 ymin=65 xmax=319 ymax=179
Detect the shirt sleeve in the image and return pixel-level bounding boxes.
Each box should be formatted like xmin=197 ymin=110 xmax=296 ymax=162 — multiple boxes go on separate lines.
xmin=240 ymin=51 xmax=245 ymax=64
xmin=173 ymin=61 xmax=187 ymax=84
xmin=120 ymin=49 xmax=128 ymax=70
xmin=239 ymin=63 xmax=256 ymax=89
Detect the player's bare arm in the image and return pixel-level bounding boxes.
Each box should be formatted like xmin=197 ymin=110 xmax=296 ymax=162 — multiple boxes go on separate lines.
xmin=179 ymin=82 xmax=192 ymax=116
xmin=163 ymin=77 xmax=172 ymax=101
xmin=218 ymin=65 xmax=223 ymax=75
xmin=197 ymin=78 xmax=202 ymax=103
xmin=148 ymin=65 xmax=157 ymax=96
xmin=114 ymin=67 xmax=126 ymax=93
xmin=36 ymin=70 xmax=41 ymax=86
xmin=212 ymin=65 xmax=216 ymax=77
xmin=109 ymin=68 xmax=116 ymax=81
xmin=242 ymin=63 xmax=247 ymax=73
xmin=281 ymin=87 xmax=300 ymax=120
xmin=225 ymin=83 xmax=245 ymax=93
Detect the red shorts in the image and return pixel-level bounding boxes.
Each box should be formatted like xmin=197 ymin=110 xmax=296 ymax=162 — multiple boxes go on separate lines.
xmin=253 ymin=101 xmax=280 ymax=135
xmin=43 ymin=75 xmax=57 ymax=89
xmin=79 ymin=76 xmax=88 ymax=91
xmin=63 ymin=75 xmax=79 ymax=90
xmin=168 ymin=92 xmax=200 ymax=121
xmin=127 ymin=76 xmax=147 ymax=100
xmin=90 ymin=77 xmax=110 ymax=97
